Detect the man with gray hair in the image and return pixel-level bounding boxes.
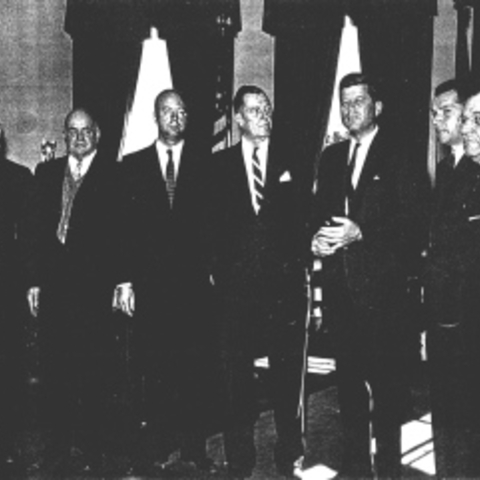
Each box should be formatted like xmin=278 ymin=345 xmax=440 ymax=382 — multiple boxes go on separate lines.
xmin=27 ymin=108 xmax=119 ymax=476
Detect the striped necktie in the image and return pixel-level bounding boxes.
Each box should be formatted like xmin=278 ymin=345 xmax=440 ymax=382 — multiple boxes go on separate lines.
xmin=166 ymin=149 xmax=176 ymax=207
xmin=252 ymin=147 xmax=265 ymax=210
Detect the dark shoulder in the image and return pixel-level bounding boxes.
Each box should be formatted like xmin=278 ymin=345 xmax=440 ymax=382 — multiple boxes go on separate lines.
xmin=321 ymin=139 xmax=348 ymax=157
xmin=1 ymin=159 xmax=33 ymax=199
xmin=210 ymin=144 xmax=242 ymax=179
xmin=2 ymin=158 xmax=32 ymax=180
xmin=122 ymin=145 xmax=155 ymax=166
xmin=212 ymin=143 xmax=242 ymax=169
xmin=318 ymin=139 xmax=349 ymax=169
xmin=34 ymin=156 xmax=67 ymax=176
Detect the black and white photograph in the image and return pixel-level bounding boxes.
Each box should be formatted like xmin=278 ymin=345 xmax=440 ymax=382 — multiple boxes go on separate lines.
xmin=0 ymin=0 xmax=479 ymax=479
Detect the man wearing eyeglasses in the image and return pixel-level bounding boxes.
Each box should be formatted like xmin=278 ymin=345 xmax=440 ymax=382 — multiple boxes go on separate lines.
xmin=209 ymin=85 xmax=309 ymax=479
xmin=27 ymin=108 xmax=119 ymax=476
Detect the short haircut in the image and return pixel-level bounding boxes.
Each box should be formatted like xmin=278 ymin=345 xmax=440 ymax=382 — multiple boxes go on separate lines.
xmin=233 ymin=85 xmax=269 ymax=113
xmin=464 ymin=80 xmax=480 ymax=103
xmin=154 ymin=89 xmax=187 ymax=120
xmin=339 ymin=73 xmax=381 ymax=103
xmin=434 ymin=79 xmax=468 ymax=104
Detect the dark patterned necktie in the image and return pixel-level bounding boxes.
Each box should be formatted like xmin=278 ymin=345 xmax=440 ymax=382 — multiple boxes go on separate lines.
xmin=166 ymin=149 xmax=175 ymax=207
xmin=252 ymin=147 xmax=265 ymax=210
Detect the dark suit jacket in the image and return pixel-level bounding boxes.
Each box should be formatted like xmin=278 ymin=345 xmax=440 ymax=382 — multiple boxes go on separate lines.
xmin=0 ymin=158 xmax=32 ymax=289
xmin=29 ymin=153 xmax=119 ymax=353
xmin=0 ymin=158 xmax=32 ymax=350
xmin=119 ymin=142 xmax=215 ymax=353
xmin=209 ymin=141 xmax=309 ymax=322
xmin=425 ymin=155 xmax=480 ymax=331
xmin=312 ymin=130 xmax=427 ymax=317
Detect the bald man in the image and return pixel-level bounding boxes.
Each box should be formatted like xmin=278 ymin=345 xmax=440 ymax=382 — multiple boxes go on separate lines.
xmin=27 ymin=109 xmax=119 ymax=476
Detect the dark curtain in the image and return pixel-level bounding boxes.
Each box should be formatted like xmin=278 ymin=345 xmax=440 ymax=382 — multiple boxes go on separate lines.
xmin=166 ymin=29 xmax=236 ymax=157
xmin=263 ymin=0 xmax=344 ymax=190
xmin=149 ymin=0 xmax=240 ymax=157
xmin=70 ymin=39 xmax=143 ymax=162
xmin=351 ymin=0 xmax=437 ymax=166
xmin=64 ymin=0 xmax=240 ymax=162
xmin=65 ymin=2 xmax=146 ymax=163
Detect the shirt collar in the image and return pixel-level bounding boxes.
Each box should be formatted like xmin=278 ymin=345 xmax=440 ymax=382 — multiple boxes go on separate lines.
xmin=155 ymin=139 xmax=184 ymax=162
xmin=349 ymin=125 xmax=378 ymax=154
xmin=241 ymin=137 xmax=269 ymax=160
xmin=68 ymin=150 xmax=96 ymax=176
xmin=451 ymin=144 xmax=464 ymax=165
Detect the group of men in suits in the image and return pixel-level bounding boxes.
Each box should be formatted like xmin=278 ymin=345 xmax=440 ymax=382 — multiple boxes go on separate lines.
xmin=112 ymin=87 xmax=310 ymax=479
xmin=0 ymin=86 xmax=309 ymax=479
xmin=311 ymin=72 xmax=480 ymax=480
xmin=3 ymin=72 xmax=480 ymax=480
xmin=426 ymin=78 xmax=480 ymax=479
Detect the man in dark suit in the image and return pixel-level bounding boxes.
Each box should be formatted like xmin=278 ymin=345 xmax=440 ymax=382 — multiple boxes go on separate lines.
xmin=425 ymin=81 xmax=480 ymax=478
xmin=0 ymin=128 xmax=32 ymax=476
xmin=27 ymin=109 xmax=118 ymax=475
xmin=116 ymin=89 xmax=218 ymax=475
xmin=209 ymin=85 xmax=309 ymax=479
xmin=311 ymin=73 xmax=426 ymax=479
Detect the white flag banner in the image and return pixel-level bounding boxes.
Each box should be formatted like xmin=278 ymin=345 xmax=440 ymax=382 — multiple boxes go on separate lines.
xmin=324 ymin=16 xmax=361 ymax=148
xmin=119 ymin=28 xmax=173 ymax=159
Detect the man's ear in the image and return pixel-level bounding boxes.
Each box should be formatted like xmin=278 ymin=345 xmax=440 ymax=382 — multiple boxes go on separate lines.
xmin=375 ymin=100 xmax=383 ymax=117
xmin=234 ymin=112 xmax=244 ymax=128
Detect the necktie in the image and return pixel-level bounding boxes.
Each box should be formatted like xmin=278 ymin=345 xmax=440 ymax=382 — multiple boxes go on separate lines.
xmin=166 ymin=149 xmax=176 ymax=207
xmin=73 ymin=158 xmax=83 ymax=181
xmin=252 ymin=147 xmax=265 ymax=210
xmin=346 ymin=142 xmax=361 ymax=205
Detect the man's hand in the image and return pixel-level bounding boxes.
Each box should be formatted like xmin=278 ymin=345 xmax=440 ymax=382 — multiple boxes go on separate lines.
xmin=113 ymin=282 xmax=135 ymax=317
xmin=311 ymin=233 xmax=338 ymax=258
xmin=313 ymin=216 xmax=362 ymax=254
xmin=27 ymin=287 xmax=40 ymax=317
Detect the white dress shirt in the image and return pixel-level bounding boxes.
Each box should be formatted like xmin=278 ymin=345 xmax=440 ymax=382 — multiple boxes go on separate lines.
xmin=348 ymin=126 xmax=379 ymax=189
xmin=68 ymin=150 xmax=96 ymax=180
xmin=156 ymin=139 xmax=184 ymax=181
xmin=452 ymin=144 xmax=464 ymax=167
xmin=242 ymin=137 xmax=269 ymax=213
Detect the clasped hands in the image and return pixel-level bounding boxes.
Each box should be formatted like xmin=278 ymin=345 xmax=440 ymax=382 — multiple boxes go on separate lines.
xmin=113 ymin=282 xmax=135 ymax=316
xmin=311 ymin=216 xmax=362 ymax=258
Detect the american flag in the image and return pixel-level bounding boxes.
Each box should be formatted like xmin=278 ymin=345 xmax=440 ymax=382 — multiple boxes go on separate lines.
xmin=212 ymin=13 xmax=235 ymax=153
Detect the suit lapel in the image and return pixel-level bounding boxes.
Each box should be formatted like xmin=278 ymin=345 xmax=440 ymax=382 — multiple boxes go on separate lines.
xmin=145 ymin=144 xmax=171 ymax=210
xmin=234 ymin=143 xmax=257 ymax=215
xmin=449 ymin=157 xmax=480 ymax=208
xmin=173 ymin=141 xmax=196 ymax=209
xmin=50 ymin=158 xmax=69 ymax=223
xmin=349 ymin=135 xmax=384 ymax=216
